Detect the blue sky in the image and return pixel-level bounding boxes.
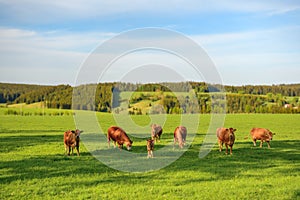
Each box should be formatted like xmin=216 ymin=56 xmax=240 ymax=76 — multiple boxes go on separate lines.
xmin=0 ymin=0 xmax=299 ymax=85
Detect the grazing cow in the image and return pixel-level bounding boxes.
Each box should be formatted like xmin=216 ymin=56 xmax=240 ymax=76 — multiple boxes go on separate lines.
xmin=107 ymin=126 xmax=133 ymax=150
xmin=146 ymin=139 xmax=154 ymax=158
xmin=250 ymin=128 xmax=275 ymax=148
xmin=64 ymin=129 xmax=82 ymax=156
xmin=174 ymin=126 xmax=187 ymax=148
xmin=216 ymin=127 xmax=236 ymax=155
xmin=151 ymin=124 xmax=163 ymax=142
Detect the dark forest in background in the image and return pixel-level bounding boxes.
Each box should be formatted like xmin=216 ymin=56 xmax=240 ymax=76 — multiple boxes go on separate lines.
xmin=1 ymin=82 xmax=300 ymax=114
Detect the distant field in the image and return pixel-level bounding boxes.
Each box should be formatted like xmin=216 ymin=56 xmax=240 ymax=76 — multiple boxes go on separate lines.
xmin=0 ymin=108 xmax=299 ymax=199
xmin=7 ymin=102 xmax=45 ymax=109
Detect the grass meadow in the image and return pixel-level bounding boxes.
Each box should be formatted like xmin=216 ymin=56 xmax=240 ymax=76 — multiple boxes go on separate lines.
xmin=0 ymin=107 xmax=299 ymax=199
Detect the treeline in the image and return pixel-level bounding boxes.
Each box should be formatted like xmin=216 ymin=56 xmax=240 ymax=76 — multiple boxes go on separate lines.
xmin=135 ymin=93 xmax=300 ymax=114
xmin=224 ymin=84 xmax=300 ymax=96
xmin=1 ymin=82 xmax=300 ymax=114
xmin=0 ymin=83 xmax=51 ymax=103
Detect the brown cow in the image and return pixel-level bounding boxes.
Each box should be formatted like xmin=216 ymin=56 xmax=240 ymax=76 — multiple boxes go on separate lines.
xmin=146 ymin=139 xmax=154 ymax=158
xmin=174 ymin=126 xmax=187 ymax=148
xmin=151 ymin=124 xmax=163 ymax=142
xmin=216 ymin=127 xmax=236 ymax=155
xmin=107 ymin=126 xmax=133 ymax=150
xmin=64 ymin=129 xmax=82 ymax=156
xmin=250 ymin=128 xmax=275 ymax=148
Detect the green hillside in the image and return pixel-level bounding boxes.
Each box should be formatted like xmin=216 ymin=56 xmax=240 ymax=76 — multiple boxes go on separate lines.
xmin=1 ymin=82 xmax=300 ymax=114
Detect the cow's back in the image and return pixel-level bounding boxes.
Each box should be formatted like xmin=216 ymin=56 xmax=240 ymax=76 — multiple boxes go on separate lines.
xmin=108 ymin=126 xmax=130 ymax=142
xmin=250 ymin=128 xmax=272 ymax=140
xmin=108 ymin=126 xmax=122 ymax=140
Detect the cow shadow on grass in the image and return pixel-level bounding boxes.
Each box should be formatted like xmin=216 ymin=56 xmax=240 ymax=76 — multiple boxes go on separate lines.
xmin=165 ymin=139 xmax=300 ymax=182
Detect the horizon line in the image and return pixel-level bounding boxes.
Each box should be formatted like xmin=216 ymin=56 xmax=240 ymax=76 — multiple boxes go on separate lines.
xmin=1 ymin=81 xmax=300 ymax=88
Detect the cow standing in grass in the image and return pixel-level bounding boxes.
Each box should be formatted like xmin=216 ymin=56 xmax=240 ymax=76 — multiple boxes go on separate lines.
xmin=174 ymin=126 xmax=187 ymax=148
xmin=216 ymin=127 xmax=236 ymax=155
xmin=107 ymin=126 xmax=133 ymax=150
xmin=151 ymin=124 xmax=163 ymax=143
xmin=146 ymin=139 xmax=154 ymax=158
xmin=64 ymin=129 xmax=82 ymax=156
xmin=250 ymin=128 xmax=275 ymax=148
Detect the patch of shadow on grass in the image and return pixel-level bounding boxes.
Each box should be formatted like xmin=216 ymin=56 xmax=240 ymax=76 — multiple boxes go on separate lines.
xmin=0 ymin=135 xmax=62 ymax=152
xmin=163 ymin=140 xmax=300 ymax=181
xmin=0 ymin=129 xmax=65 ymax=134
xmin=0 ymin=154 xmax=111 ymax=184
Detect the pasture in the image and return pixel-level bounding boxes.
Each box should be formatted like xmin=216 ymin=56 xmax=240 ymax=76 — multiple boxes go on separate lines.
xmin=0 ymin=108 xmax=299 ymax=199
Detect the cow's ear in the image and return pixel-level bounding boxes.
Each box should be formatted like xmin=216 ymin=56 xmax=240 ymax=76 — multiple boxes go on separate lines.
xmin=233 ymin=129 xmax=237 ymax=132
xmin=273 ymin=133 xmax=276 ymax=135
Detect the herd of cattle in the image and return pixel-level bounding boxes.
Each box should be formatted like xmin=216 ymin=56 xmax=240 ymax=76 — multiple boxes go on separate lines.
xmin=64 ymin=125 xmax=275 ymax=157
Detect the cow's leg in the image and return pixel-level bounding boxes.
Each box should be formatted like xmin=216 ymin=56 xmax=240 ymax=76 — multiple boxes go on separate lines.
xmin=148 ymin=150 xmax=153 ymax=158
xmin=173 ymin=138 xmax=176 ymax=148
xmin=118 ymin=143 xmax=123 ymax=150
xmin=266 ymin=141 xmax=271 ymax=148
xmin=218 ymin=140 xmax=223 ymax=152
xmin=179 ymin=142 xmax=183 ymax=149
xmin=252 ymin=139 xmax=256 ymax=146
xmin=230 ymin=145 xmax=233 ymax=155
xmin=260 ymin=140 xmax=263 ymax=148
xmin=68 ymin=146 xmax=71 ymax=156
xmin=64 ymin=144 xmax=68 ymax=155
xmin=107 ymin=139 xmax=110 ymax=148
xmin=113 ymin=141 xmax=117 ymax=148
xmin=75 ymin=146 xmax=80 ymax=156
xmin=225 ymin=144 xmax=229 ymax=155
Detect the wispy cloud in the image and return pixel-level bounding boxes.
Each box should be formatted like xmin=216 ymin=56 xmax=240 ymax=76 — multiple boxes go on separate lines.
xmin=191 ymin=26 xmax=300 ymax=85
xmin=1 ymin=25 xmax=299 ymax=85
xmin=1 ymin=0 xmax=299 ymax=24
xmin=0 ymin=0 xmax=299 ymax=85
xmin=0 ymin=27 xmax=100 ymax=85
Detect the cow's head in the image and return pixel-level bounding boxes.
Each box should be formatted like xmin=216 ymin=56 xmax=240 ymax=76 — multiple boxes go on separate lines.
xmin=229 ymin=128 xmax=237 ymax=133
xmin=125 ymin=140 xmax=133 ymax=151
xmin=228 ymin=128 xmax=237 ymax=142
xmin=267 ymin=130 xmax=274 ymax=140
xmin=75 ymin=129 xmax=83 ymax=138
xmin=72 ymin=130 xmax=83 ymax=146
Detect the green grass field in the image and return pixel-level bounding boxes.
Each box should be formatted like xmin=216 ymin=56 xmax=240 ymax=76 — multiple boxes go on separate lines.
xmin=0 ymin=107 xmax=299 ymax=199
